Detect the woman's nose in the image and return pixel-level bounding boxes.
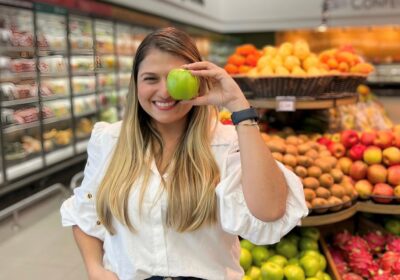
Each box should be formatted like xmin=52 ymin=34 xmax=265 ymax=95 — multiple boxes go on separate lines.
xmin=159 ymin=78 xmax=171 ymax=98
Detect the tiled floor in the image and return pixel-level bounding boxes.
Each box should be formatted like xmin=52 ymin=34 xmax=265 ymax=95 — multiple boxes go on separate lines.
xmin=0 ymin=192 xmax=87 ymax=280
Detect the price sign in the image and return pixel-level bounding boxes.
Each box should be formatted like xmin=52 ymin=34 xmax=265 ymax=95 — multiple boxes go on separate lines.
xmin=276 ymin=96 xmax=296 ymax=112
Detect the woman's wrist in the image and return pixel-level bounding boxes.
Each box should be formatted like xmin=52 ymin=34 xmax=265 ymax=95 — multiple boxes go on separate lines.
xmin=225 ymin=97 xmax=250 ymax=113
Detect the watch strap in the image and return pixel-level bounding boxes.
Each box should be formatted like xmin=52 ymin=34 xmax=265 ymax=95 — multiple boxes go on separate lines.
xmin=231 ymin=107 xmax=259 ymax=125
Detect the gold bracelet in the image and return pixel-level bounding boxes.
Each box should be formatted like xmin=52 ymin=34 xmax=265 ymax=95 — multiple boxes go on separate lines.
xmin=235 ymin=120 xmax=260 ymax=130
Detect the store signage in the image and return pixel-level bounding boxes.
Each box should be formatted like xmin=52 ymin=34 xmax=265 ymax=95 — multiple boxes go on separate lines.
xmin=34 ymin=2 xmax=67 ymax=15
xmin=276 ymin=96 xmax=296 ymax=112
xmin=0 ymin=0 xmax=32 ymax=8
xmin=326 ymin=0 xmax=400 ymax=11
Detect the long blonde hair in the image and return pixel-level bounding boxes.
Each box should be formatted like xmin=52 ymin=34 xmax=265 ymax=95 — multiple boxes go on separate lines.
xmin=96 ymin=27 xmax=221 ymax=234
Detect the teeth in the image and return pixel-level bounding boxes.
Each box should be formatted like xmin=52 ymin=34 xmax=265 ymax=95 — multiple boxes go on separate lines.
xmin=155 ymin=101 xmax=176 ymax=107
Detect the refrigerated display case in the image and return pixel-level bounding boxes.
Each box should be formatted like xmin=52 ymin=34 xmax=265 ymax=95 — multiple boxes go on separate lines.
xmin=0 ymin=3 xmax=141 ymax=195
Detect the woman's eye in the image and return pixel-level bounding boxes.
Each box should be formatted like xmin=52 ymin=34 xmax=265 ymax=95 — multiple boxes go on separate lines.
xmin=144 ymin=77 xmax=156 ymax=81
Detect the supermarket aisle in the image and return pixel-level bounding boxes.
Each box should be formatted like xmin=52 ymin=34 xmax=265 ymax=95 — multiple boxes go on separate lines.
xmin=0 ymin=194 xmax=87 ymax=280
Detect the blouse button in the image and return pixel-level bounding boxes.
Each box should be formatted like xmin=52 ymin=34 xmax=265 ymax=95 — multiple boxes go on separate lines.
xmin=87 ymin=193 xmax=92 ymax=199
xmin=96 ymin=220 xmax=101 ymax=225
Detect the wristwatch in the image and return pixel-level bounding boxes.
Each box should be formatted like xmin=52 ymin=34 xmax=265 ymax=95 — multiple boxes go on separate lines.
xmin=231 ymin=107 xmax=259 ymax=125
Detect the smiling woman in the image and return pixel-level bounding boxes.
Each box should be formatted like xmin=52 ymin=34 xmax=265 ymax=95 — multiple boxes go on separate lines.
xmin=60 ymin=26 xmax=308 ymax=280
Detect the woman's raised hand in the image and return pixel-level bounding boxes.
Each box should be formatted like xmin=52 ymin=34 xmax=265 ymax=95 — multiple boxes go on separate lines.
xmin=182 ymin=61 xmax=250 ymax=112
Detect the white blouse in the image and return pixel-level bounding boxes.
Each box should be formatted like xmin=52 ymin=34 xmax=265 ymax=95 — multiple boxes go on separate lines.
xmin=60 ymin=121 xmax=308 ymax=280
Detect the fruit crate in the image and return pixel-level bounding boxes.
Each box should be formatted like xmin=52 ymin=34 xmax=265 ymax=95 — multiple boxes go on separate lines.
xmin=241 ymin=75 xmax=334 ymax=98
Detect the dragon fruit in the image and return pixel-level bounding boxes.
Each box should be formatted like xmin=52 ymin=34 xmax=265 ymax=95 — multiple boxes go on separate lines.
xmin=391 ymin=259 xmax=400 ymax=275
xmin=379 ymin=251 xmax=400 ymax=272
xmin=386 ymin=237 xmax=400 ymax=253
xmin=329 ymin=246 xmax=349 ymax=273
xmin=333 ymin=230 xmax=353 ymax=250
xmin=363 ymin=230 xmax=387 ymax=253
xmin=342 ymin=273 xmax=363 ymax=280
xmin=343 ymin=236 xmax=371 ymax=253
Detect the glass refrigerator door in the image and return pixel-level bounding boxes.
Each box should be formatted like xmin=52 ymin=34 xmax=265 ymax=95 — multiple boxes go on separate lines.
xmin=69 ymin=15 xmax=96 ymax=152
xmin=0 ymin=6 xmax=43 ymax=180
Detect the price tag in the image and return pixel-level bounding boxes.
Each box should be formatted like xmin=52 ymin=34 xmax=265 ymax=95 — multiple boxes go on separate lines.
xmin=276 ymin=96 xmax=296 ymax=112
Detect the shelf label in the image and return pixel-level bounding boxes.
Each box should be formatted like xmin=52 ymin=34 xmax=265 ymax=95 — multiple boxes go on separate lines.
xmin=276 ymin=96 xmax=296 ymax=112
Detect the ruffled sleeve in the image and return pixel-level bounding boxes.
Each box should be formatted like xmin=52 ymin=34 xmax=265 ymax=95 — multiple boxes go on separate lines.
xmin=60 ymin=122 xmax=111 ymax=241
xmin=216 ymin=139 xmax=309 ymax=245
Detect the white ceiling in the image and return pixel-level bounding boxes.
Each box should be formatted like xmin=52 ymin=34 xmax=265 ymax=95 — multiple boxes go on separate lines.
xmin=105 ymin=0 xmax=400 ymax=33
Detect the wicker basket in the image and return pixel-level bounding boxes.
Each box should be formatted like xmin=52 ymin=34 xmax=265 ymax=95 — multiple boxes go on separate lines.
xmin=232 ymin=75 xmax=253 ymax=97
xmin=244 ymin=75 xmax=334 ymax=98
xmin=323 ymin=74 xmax=367 ymax=96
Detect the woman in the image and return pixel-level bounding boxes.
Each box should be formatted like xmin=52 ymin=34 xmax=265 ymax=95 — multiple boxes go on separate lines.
xmin=61 ymin=27 xmax=308 ymax=280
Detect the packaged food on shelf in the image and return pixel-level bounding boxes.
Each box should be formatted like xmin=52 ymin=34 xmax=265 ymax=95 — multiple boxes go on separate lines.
xmin=10 ymin=58 xmax=36 ymax=73
xmin=73 ymin=95 xmax=96 ymax=115
xmin=36 ymin=13 xmax=67 ymax=50
xmin=98 ymin=73 xmax=116 ymax=89
xmin=72 ymin=76 xmax=95 ymax=94
xmin=95 ymin=20 xmax=114 ymax=54
xmin=119 ymin=72 xmax=131 ymax=88
xmin=76 ymin=118 xmax=94 ymax=138
xmin=69 ymin=16 xmax=93 ymax=50
xmin=44 ymin=100 xmax=70 ymax=118
xmin=39 ymin=56 xmax=67 ymax=74
xmin=41 ymin=78 xmax=69 ymax=96
xmin=97 ymin=55 xmax=116 ymax=71
xmin=71 ymin=56 xmax=94 ymax=72
xmin=1 ymin=82 xmax=36 ymax=100
xmin=0 ymin=6 xmax=34 ymax=47
xmin=118 ymin=56 xmax=133 ymax=72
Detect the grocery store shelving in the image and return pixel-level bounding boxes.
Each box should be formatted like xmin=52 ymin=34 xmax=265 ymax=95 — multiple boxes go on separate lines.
xmin=0 ymin=3 xmax=150 ymax=195
xmin=249 ymin=96 xmax=358 ymax=110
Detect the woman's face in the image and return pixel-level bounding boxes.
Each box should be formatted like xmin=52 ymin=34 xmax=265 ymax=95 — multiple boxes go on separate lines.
xmin=137 ymin=48 xmax=194 ymax=128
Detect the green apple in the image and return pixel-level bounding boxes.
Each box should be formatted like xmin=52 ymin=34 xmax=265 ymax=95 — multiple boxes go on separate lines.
xmin=246 ymin=266 xmax=262 ymax=280
xmin=318 ymin=255 xmax=327 ymax=271
xmin=242 ymin=276 xmax=252 ymax=280
xmin=241 ymin=239 xmax=256 ymax=251
xmin=300 ymin=227 xmax=320 ymax=241
xmin=305 ymin=277 xmax=320 ymax=280
xmin=276 ymin=238 xmax=298 ymax=259
xmin=299 ymin=250 xmax=320 ymax=259
xmin=384 ymin=219 xmax=400 ymax=235
xmin=288 ymin=257 xmax=300 ymax=266
xmin=268 ymin=255 xmax=288 ymax=268
xmin=286 ymin=233 xmax=301 ymax=246
xmin=322 ymin=272 xmax=332 ymax=280
xmin=167 ymin=68 xmax=199 ymax=100
xmin=299 ymin=237 xmax=319 ymax=251
xmin=284 ymin=264 xmax=306 ymax=280
xmin=240 ymin=248 xmax=253 ymax=271
xmin=261 ymin=262 xmax=284 ymax=280
xmin=251 ymin=246 xmax=270 ymax=266
xmin=299 ymin=255 xmax=321 ymax=277
xmin=314 ymin=270 xmax=325 ymax=280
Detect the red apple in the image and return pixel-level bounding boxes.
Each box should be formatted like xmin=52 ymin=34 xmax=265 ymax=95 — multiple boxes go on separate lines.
xmin=372 ymin=183 xmax=394 ymax=203
xmin=341 ymin=129 xmax=359 ymax=148
xmin=317 ymin=137 xmax=332 ymax=147
xmin=382 ymin=146 xmax=400 ymax=166
xmin=360 ymin=131 xmax=376 ymax=146
xmin=363 ymin=146 xmax=382 ymax=165
xmin=349 ymin=160 xmax=368 ymax=180
xmin=328 ymin=142 xmax=346 ymax=158
xmin=348 ymin=143 xmax=367 ymax=161
xmin=337 ymin=157 xmax=353 ymax=175
xmin=354 ymin=179 xmax=373 ymax=199
xmin=373 ymin=130 xmax=394 ymax=149
xmin=367 ymin=164 xmax=387 ymax=184
xmin=387 ymin=165 xmax=400 ymax=186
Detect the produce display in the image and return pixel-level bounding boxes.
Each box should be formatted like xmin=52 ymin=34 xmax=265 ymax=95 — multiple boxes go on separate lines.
xmin=330 ymin=85 xmax=394 ymax=132
xmin=318 ymin=127 xmax=400 ymax=204
xmin=328 ymin=228 xmax=400 ymax=279
xmin=261 ymin=132 xmax=358 ymax=213
xmin=240 ymin=227 xmax=332 ymax=280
